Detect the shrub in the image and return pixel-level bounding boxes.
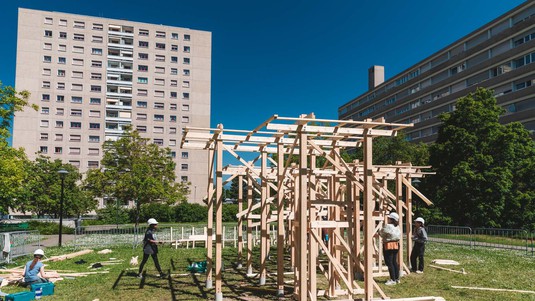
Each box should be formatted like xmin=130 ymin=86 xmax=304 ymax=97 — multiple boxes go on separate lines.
xmin=96 ymin=204 xmax=130 ymax=224
xmin=28 ymin=221 xmax=75 ymax=235
xmin=175 ymin=203 xmax=207 ymax=223
xmin=138 ymin=203 xmax=174 ymax=223
xmin=222 ymin=204 xmax=238 ymax=222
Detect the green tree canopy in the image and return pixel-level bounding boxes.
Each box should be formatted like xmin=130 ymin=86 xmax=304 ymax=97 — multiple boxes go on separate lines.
xmin=0 ymin=139 xmax=30 ymax=213
xmin=0 ymin=81 xmax=36 ymax=139
xmin=84 ymin=126 xmax=189 ymax=226
xmin=428 ymin=87 xmax=535 ymax=228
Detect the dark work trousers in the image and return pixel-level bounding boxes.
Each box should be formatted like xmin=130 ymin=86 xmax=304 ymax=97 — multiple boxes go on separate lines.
xmin=410 ymin=242 xmax=426 ymax=271
xmin=138 ymin=253 xmax=162 ymax=274
xmin=383 ymin=249 xmax=400 ymax=281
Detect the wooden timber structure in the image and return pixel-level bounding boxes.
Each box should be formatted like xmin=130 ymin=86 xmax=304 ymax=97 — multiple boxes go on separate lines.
xmin=180 ymin=114 xmax=437 ymax=301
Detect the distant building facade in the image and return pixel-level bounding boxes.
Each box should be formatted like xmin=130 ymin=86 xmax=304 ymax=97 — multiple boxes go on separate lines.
xmin=339 ymin=1 xmax=535 ymax=142
xmin=13 ymin=8 xmax=211 ymax=206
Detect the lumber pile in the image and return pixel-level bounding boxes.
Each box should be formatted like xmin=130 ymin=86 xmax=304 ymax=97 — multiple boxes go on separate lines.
xmin=46 ymin=249 xmax=94 ymax=262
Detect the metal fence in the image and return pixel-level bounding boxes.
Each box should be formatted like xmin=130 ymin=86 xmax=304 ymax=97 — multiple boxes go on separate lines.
xmin=427 ymin=225 xmax=533 ymax=255
xmin=70 ymin=224 xmax=267 ymax=249
xmin=0 ymin=230 xmax=41 ymax=263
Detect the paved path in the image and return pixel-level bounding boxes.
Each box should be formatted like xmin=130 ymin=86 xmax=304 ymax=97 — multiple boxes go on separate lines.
xmin=38 ymin=234 xmax=77 ymax=248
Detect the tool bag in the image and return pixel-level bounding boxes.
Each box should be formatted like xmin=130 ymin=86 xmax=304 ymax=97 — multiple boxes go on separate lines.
xmin=384 ymin=241 xmax=399 ymax=250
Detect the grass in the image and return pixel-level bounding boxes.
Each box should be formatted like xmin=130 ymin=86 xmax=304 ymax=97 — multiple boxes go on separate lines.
xmin=2 ymin=242 xmax=535 ymax=300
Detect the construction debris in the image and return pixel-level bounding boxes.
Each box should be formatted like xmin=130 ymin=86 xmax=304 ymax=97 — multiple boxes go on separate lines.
xmin=97 ymin=249 xmax=113 ymax=254
xmin=452 ymin=286 xmax=535 ymax=294
xmin=130 ymin=256 xmax=139 ymax=266
xmin=429 ymin=264 xmax=466 ymax=274
xmin=46 ymin=249 xmax=94 ymax=262
xmin=431 ymin=259 xmax=460 ymax=265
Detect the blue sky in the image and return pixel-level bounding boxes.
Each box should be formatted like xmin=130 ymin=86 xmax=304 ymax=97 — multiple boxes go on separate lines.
xmin=0 ymin=0 xmax=526 ymax=139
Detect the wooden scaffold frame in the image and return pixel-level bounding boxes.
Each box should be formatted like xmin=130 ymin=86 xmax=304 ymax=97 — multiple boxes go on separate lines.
xmin=181 ymin=114 xmax=441 ymax=301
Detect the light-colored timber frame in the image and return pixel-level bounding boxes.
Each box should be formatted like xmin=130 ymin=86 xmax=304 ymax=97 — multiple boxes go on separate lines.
xmin=181 ymin=114 xmax=436 ymax=301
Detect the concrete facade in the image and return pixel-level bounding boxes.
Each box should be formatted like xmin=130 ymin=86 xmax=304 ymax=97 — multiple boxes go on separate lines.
xmin=13 ymin=8 xmax=211 ymax=205
xmin=339 ymin=1 xmax=535 ymax=142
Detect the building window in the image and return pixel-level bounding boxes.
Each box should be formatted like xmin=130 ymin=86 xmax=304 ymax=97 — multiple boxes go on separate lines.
xmin=40 ymin=133 xmax=48 ymax=141
xmin=88 ymin=148 xmax=99 ymax=155
xmin=139 ymin=53 xmax=148 ymax=60
xmin=59 ymin=32 xmax=67 ymax=39
xmin=182 ymin=116 xmax=190 ymax=123
xmin=73 ymin=34 xmax=85 ymax=41
xmin=57 ymin=95 xmax=65 ymax=102
xmin=89 ymin=123 xmax=100 ymax=129
xmin=155 ymin=90 xmax=164 ymax=98
xmin=71 ymin=96 xmax=83 ymax=103
xmin=72 ymin=84 xmax=83 ymax=91
xmin=170 ymin=103 xmax=177 ymax=110
xmin=171 ymin=56 xmax=178 ymax=63
xmin=169 ymin=140 xmax=176 ymax=146
xmin=40 ymin=120 xmax=49 ymax=128
xmin=155 ymin=55 xmax=165 ymax=62
xmin=43 ymin=56 xmax=52 ymax=63
xmin=57 ymin=69 xmax=65 ymax=77
xmin=44 ymin=30 xmax=52 ymax=37
xmin=41 ymin=107 xmax=49 ymax=114
xmin=92 ymin=48 xmax=103 ymax=55
xmin=170 ymin=115 xmax=177 ymax=122
xmin=137 ymin=126 xmax=147 ymax=133
xmin=90 ymin=85 xmax=102 ymax=92
xmin=171 ymin=33 xmax=179 ymax=40
xmin=69 ymin=147 xmax=81 ymax=155
xmin=72 ymin=58 xmax=84 ymax=66
xmin=139 ymin=29 xmax=149 ymax=36
xmin=42 ymin=94 xmax=50 ymax=102
xmin=138 ymin=77 xmax=148 ymax=84
xmin=54 ymin=147 xmax=63 ymax=154
xmin=171 ymin=45 xmax=178 ymax=51
xmin=42 ymin=68 xmax=51 ymax=76
xmin=88 ymin=161 xmax=99 ymax=168
xmin=89 ymin=110 xmax=101 ymax=117
xmin=170 ymin=91 xmax=177 ymax=98
xmin=92 ymin=36 xmax=103 ymax=43
xmin=153 ymin=127 xmax=164 ymax=134
xmin=155 ymin=78 xmax=165 ymax=86
xmin=154 ymin=114 xmax=164 ymax=121
xmin=184 ymin=34 xmax=190 ymax=41
xmin=59 ymin=19 xmax=67 ymax=26
xmin=154 ymin=102 xmax=164 ymax=109
xmin=91 ymin=73 xmax=102 ymax=80
xmin=58 ymin=44 xmax=66 ymax=52
xmin=70 ymin=109 xmax=82 ymax=117
xmin=156 ymin=31 xmax=166 ymax=38
xmin=73 ymin=21 xmax=85 ymax=29
xmin=70 ymin=122 xmax=82 ymax=129
xmin=88 ymin=135 xmax=100 ymax=143
xmin=93 ymin=23 xmax=103 ymax=31
xmin=181 ymin=164 xmax=188 ymax=171
xmin=91 ymin=60 xmax=103 ymax=67
xmin=136 ymin=101 xmax=147 ymax=108
xmin=43 ymin=43 xmax=52 ymax=50
xmin=73 ymin=45 xmax=84 ymax=53
xmin=137 ymin=113 xmax=147 ymax=120
xmin=181 ymin=176 xmax=188 ymax=182
xmin=58 ymin=57 xmax=66 ymax=64
xmin=39 ymin=146 xmax=48 ymax=154
xmin=72 ymin=71 xmax=83 ymax=79
xmin=155 ymin=43 xmax=165 ymax=50
xmin=184 ymin=46 xmax=190 ymax=53
xmin=42 ymin=81 xmax=51 ymax=88
xmin=182 ymin=81 xmax=190 ymax=88
xmin=55 ymin=121 xmax=64 ymax=128
xmin=57 ymin=82 xmax=64 ymax=90
xmin=56 ymin=108 xmax=64 ymax=115
xmin=90 ymin=98 xmax=101 ymax=105
xmin=170 ymin=68 xmax=178 ymax=75
xmin=183 ymin=69 xmax=190 ymax=76
xmin=171 ymin=80 xmax=178 ymax=87
xmin=182 ymin=92 xmax=190 ymax=99
xmin=56 ymin=134 xmax=64 ymax=141
xmin=138 ymin=65 xmax=148 ymax=72
xmin=181 ymin=152 xmax=189 ymax=159
xmin=183 ymin=58 xmax=190 ymax=64
xmin=155 ymin=67 xmax=165 ymax=74
xmin=139 ymin=41 xmax=149 ymax=48
xmin=137 ymin=89 xmax=148 ymax=96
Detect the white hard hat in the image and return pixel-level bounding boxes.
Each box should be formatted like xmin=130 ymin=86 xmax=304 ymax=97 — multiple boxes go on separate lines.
xmin=414 ymin=217 xmax=425 ymax=224
xmin=388 ymin=212 xmax=399 ymax=222
xmin=147 ymin=218 xmax=158 ymax=225
xmin=34 ymin=249 xmax=44 ymax=256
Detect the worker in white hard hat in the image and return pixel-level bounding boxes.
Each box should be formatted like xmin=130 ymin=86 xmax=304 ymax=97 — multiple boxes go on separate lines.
xmin=411 ymin=217 xmax=428 ymax=274
xmin=22 ymin=249 xmax=50 ymax=286
xmin=138 ymin=218 xmax=166 ymax=279
xmin=379 ymin=212 xmax=401 ymax=285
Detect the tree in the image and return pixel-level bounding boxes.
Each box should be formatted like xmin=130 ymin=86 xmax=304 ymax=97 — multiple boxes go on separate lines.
xmin=0 ymin=139 xmax=30 ymax=213
xmin=84 ymin=126 xmax=189 ymax=226
xmin=427 ymin=87 xmax=535 ymax=228
xmin=18 ymin=156 xmax=96 ymax=217
xmin=0 ymin=81 xmax=36 ymax=139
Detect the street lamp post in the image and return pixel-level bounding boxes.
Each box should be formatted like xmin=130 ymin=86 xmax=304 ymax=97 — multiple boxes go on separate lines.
xmin=412 ymin=178 xmax=421 ymax=214
xmin=58 ymin=169 xmax=69 ymax=247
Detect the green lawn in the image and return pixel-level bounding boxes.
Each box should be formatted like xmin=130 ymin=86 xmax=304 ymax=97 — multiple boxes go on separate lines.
xmin=2 ymin=242 xmax=535 ymax=300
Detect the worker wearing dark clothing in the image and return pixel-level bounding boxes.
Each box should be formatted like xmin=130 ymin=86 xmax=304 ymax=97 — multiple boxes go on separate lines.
xmin=410 ymin=217 xmax=428 ymax=273
xmin=138 ymin=218 xmax=166 ymax=278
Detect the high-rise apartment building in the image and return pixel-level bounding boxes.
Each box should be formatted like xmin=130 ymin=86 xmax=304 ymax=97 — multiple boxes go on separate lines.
xmin=13 ymin=8 xmax=211 ymax=205
xmin=339 ymin=1 xmax=535 ymax=142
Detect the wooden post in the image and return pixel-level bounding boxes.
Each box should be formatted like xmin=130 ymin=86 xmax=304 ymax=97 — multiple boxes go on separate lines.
xmin=237 ymin=174 xmax=243 ymax=268
xmin=247 ymin=174 xmax=253 ymax=275
xmin=259 ymin=150 xmax=268 ymax=285
xmin=363 ymin=134 xmax=374 ymax=301
xmin=396 ymin=170 xmax=404 ymax=274
xmin=206 ymin=148 xmax=215 ymax=289
xmin=308 ymin=154 xmax=317 ymax=301
xmin=406 ymin=175 xmax=413 ymax=270
xmin=297 ymin=129 xmax=308 ymax=301
xmin=215 ymin=135 xmax=223 ymax=301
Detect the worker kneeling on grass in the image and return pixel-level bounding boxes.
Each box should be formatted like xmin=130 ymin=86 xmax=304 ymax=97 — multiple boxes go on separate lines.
xmin=138 ymin=218 xmax=167 ymax=279
xmin=22 ymin=249 xmax=51 ymax=286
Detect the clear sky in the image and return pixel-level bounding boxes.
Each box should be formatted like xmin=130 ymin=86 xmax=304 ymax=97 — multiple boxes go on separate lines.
xmin=0 ymin=0 xmax=526 ymax=137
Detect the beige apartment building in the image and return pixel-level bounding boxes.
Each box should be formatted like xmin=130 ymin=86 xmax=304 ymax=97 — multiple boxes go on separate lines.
xmin=339 ymin=1 xmax=535 ymax=142
xmin=13 ymin=8 xmax=211 ymax=206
